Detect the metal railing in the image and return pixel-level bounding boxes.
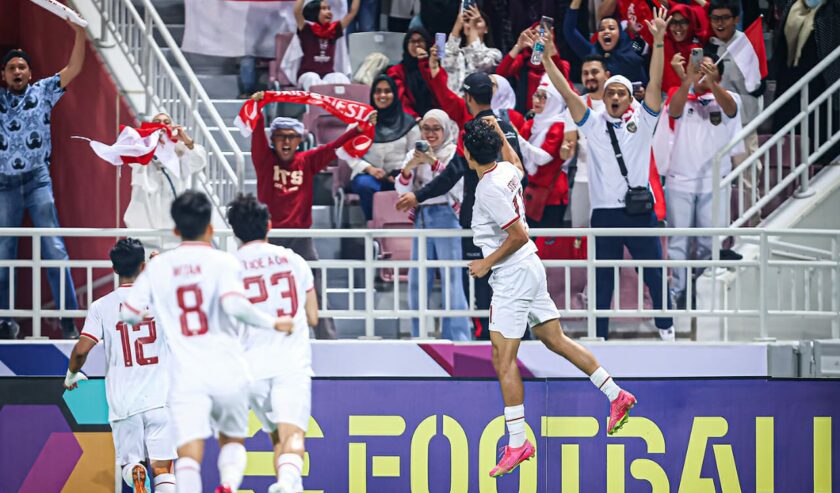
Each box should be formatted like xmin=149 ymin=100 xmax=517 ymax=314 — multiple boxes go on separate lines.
xmin=712 ymin=45 xmax=840 ymax=230
xmin=1 ymin=228 xmax=838 ymax=341
xmin=89 ymin=0 xmax=244 ymax=218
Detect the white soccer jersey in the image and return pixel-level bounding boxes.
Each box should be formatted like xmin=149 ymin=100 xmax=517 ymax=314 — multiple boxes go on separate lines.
xmin=237 ymin=241 xmax=314 ymax=380
xmin=81 ymin=286 xmax=168 ymax=422
xmin=472 ymin=161 xmax=538 ymax=270
xmin=123 ymin=242 xmax=251 ymax=393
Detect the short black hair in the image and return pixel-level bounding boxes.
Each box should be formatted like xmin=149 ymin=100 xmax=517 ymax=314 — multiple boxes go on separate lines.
xmin=110 ymin=238 xmax=145 ymax=278
xmin=708 ymin=0 xmax=740 ymax=17
xmin=582 ymin=54 xmax=608 ymax=72
xmin=227 ymin=193 xmax=270 ymax=244
xmin=469 ymin=90 xmax=492 ymax=106
xmin=171 ymin=190 xmax=212 ymax=240
xmin=702 ymin=49 xmax=725 ymax=77
xmin=463 ymin=119 xmax=501 ymax=165
xmin=2 ymin=49 xmax=31 ymax=70
xmin=302 ymin=0 xmax=321 ymax=23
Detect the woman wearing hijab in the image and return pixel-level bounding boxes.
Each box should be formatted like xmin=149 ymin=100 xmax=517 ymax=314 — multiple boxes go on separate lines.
xmin=563 ymin=0 xmax=649 ymax=86
xmin=662 ymin=3 xmax=709 ymax=93
xmin=292 ymin=0 xmax=359 ymax=91
xmin=442 ymin=6 xmax=503 ymax=96
xmin=490 ymin=74 xmax=526 ymax=129
xmin=518 ymin=76 xmax=577 ymax=228
xmin=347 ymin=75 xmax=421 ymax=221
xmin=395 ymin=109 xmax=471 ymax=341
xmin=387 ymin=28 xmax=440 ymax=120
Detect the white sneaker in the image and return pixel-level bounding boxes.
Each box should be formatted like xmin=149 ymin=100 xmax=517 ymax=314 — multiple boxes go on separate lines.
xmin=268 ymin=479 xmax=297 ymax=493
xmin=659 ymin=328 xmax=675 ymax=342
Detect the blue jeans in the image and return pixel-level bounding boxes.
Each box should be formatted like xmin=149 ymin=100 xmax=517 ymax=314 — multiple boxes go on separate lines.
xmin=409 ymin=205 xmax=471 ymax=340
xmin=351 ymin=173 xmax=390 ymax=221
xmin=590 ymin=208 xmax=671 ymax=339
xmin=0 ymin=167 xmax=78 ymax=316
xmin=239 ymin=56 xmax=258 ymax=96
xmin=346 ymin=0 xmax=381 ymax=36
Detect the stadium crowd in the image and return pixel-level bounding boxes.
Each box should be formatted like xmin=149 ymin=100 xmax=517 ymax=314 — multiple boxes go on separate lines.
xmin=2 ymin=0 xmax=839 ymax=342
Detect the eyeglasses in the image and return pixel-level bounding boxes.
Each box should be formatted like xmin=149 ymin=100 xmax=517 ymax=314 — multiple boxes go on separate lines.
xmin=272 ymin=134 xmax=300 ymax=141
xmin=709 ymin=14 xmax=734 ymax=22
xmin=420 ymin=125 xmax=443 ymax=133
xmin=408 ymin=38 xmax=426 ymax=45
xmin=670 ymin=18 xmax=690 ymax=26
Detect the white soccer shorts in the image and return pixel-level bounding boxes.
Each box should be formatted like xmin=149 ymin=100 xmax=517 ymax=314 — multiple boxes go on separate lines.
xmin=168 ymin=385 xmax=250 ymax=447
xmin=247 ymin=373 xmax=312 ymax=433
xmin=111 ymin=406 xmax=177 ymax=465
xmin=488 ymin=253 xmax=560 ymax=339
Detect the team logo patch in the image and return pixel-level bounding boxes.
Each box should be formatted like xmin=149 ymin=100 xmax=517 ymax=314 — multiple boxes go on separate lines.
xmin=710 ymin=111 xmax=722 ymax=126
xmin=626 ymin=121 xmax=637 ymax=133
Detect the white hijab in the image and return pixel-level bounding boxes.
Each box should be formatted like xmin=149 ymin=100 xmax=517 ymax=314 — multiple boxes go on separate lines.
xmin=530 ymin=74 xmax=567 ymax=148
xmin=421 ymin=109 xmax=459 ymax=166
xmin=491 ymin=74 xmax=516 ymax=112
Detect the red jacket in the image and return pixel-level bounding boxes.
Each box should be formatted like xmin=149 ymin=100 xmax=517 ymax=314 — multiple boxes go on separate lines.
xmin=520 ymin=119 xmax=569 ymax=206
xmin=495 ymin=51 xmax=570 ymax=110
xmin=251 ymin=113 xmax=358 ymax=229
xmin=386 ymin=62 xmax=440 ymax=120
xmin=662 ymin=3 xmax=710 ymax=93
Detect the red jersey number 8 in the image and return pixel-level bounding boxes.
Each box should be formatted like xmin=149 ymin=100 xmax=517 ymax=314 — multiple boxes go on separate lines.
xmin=176 ymin=284 xmax=209 ymax=336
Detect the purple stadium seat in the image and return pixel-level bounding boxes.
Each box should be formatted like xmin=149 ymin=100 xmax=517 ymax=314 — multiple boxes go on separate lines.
xmin=269 ymin=33 xmax=295 ymax=88
xmin=369 ymin=191 xmax=412 ymax=282
xmin=331 ymin=159 xmax=360 ymax=227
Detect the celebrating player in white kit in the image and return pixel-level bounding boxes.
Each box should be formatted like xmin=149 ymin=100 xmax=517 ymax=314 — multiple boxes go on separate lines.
xmin=228 ymin=194 xmax=318 ymax=493
xmin=65 ymin=238 xmax=176 ymax=493
xmin=119 ymin=191 xmax=294 ymax=493
xmin=463 ymin=119 xmax=636 ymax=477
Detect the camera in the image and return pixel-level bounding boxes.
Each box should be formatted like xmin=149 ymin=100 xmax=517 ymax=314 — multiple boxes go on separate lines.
xmin=415 ymin=140 xmax=430 ymax=152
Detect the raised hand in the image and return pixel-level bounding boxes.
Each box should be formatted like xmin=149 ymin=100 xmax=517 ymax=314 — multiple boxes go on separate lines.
xmin=251 ymin=91 xmax=265 ymax=101
xmin=645 ymin=7 xmax=671 ymax=42
xmin=671 ymin=53 xmax=687 ymax=82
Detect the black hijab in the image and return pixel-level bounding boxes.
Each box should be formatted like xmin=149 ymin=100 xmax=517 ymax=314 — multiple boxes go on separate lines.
xmin=401 ymin=27 xmax=436 ymax=117
xmin=370 ymin=75 xmax=417 ymax=143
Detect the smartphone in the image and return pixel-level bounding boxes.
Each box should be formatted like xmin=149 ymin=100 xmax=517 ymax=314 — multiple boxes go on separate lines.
xmin=632 ymin=81 xmax=642 ymax=93
xmin=690 ymin=47 xmax=704 ymax=68
xmin=461 ymin=0 xmax=476 ymax=11
xmin=435 ymin=32 xmax=446 ymax=58
xmin=540 ymin=15 xmax=554 ymax=33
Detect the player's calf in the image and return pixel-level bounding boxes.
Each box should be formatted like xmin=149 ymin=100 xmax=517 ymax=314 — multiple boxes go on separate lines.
xmin=217 ymin=436 xmax=247 ymax=492
xmin=150 ymin=460 xmax=175 ymax=493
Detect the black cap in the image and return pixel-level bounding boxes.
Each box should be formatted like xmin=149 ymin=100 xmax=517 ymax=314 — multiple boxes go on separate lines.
xmin=2 ymin=49 xmax=31 ymax=70
xmin=462 ymin=72 xmax=493 ymax=98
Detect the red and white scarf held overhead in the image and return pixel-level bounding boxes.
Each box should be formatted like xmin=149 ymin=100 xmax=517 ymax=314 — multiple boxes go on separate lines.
xmin=234 ymin=90 xmax=375 ymax=158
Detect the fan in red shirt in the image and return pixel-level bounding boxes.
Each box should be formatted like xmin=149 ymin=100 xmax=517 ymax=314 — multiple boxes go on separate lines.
xmin=248 ymin=91 xmax=371 ymax=339
xmin=293 ymin=0 xmax=360 ymax=90
xmin=495 ymin=24 xmax=571 ymax=111
xmin=662 ymin=3 xmax=710 ymax=94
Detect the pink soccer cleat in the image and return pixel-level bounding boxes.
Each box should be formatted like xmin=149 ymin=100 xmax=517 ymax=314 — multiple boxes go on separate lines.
xmin=608 ymin=390 xmax=637 ymax=435
xmin=488 ymin=440 xmax=536 ymax=477
xmin=214 ymin=486 xmax=233 ymax=493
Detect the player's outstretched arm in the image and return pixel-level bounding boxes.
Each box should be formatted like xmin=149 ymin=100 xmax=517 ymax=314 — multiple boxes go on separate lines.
xmin=65 ymin=338 xmax=94 ymax=390
xmin=221 ymin=293 xmax=294 ymax=333
xmin=305 ymin=289 xmax=319 ymax=328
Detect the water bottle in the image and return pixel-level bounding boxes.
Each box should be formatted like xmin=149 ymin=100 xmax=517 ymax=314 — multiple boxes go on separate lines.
xmin=530 ymin=27 xmax=546 ymax=65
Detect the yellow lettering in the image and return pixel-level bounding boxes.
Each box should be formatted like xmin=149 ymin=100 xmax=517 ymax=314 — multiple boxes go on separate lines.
xmin=348 ymin=415 xmax=406 ymax=492
xmin=563 ymin=443 xmax=581 ymax=493
xmin=678 ymin=417 xmax=741 ymax=493
xmin=814 ymin=417 xmax=832 ymax=493
xmin=755 ymin=417 xmax=774 ymax=493
xmin=608 ymin=416 xmax=669 ymax=493
xmin=479 ymin=416 xmax=537 ymax=492
xmin=410 ymin=415 xmax=469 ymax=493
xmin=541 ymin=417 xmax=599 ymax=493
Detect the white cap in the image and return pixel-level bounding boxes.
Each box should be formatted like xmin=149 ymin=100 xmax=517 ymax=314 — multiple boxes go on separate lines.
xmin=270 ymin=117 xmax=304 ymax=136
xmin=604 ymin=75 xmax=633 ymax=95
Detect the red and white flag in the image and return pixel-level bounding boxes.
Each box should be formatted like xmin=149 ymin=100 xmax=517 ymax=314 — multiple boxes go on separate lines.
xmin=235 ymin=90 xmax=375 ymax=158
xmin=722 ymin=17 xmax=768 ymax=93
xmin=83 ymin=123 xmax=173 ymax=166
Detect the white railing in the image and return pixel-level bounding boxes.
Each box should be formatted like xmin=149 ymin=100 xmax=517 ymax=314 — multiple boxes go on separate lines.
xmin=1 ymin=228 xmax=838 ymax=341
xmin=712 ymin=45 xmax=840 ymax=230
xmin=89 ymin=0 xmax=244 ymax=218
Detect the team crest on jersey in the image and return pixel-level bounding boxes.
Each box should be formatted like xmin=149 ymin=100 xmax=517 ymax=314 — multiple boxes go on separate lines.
xmin=710 ymin=111 xmax=722 ymax=126
xmin=626 ymin=121 xmax=637 ymax=133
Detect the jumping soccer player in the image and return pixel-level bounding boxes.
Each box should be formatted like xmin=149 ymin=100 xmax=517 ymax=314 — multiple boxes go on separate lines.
xmin=228 ymin=194 xmax=318 ymax=493
xmin=65 ymin=238 xmax=176 ymax=493
xmin=464 ymin=118 xmax=636 ymax=477
xmin=119 ymin=191 xmax=294 ymax=493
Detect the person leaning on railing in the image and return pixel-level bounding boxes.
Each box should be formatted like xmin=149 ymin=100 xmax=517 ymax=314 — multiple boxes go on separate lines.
xmin=0 ymin=15 xmax=87 ymax=339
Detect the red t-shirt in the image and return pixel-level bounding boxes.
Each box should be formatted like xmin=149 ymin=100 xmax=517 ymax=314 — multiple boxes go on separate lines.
xmin=495 ymin=52 xmax=571 ymax=110
xmin=251 ymin=114 xmax=357 ymax=228
xmin=298 ymin=22 xmax=343 ymax=78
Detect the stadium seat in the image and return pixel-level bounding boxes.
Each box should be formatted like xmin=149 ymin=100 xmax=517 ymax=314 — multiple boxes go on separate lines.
xmin=308 ymin=83 xmax=371 ymax=105
xmin=303 ymin=83 xmax=371 ymax=147
xmin=369 ymin=191 xmax=412 ymax=282
xmin=269 ymin=33 xmax=296 ymax=89
xmin=348 ymin=32 xmax=406 ymax=75
xmin=332 ymin=159 xmax=360 ymax=227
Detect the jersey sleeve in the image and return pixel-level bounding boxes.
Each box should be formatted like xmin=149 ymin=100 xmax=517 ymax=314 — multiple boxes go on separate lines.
xmin=218 ymin=255 xmax=246 ymax=302
xmin=298 ymin=257 xmax=315 ymax=292
xmin=80 ymin=302 xmax=103 ymax=344
xmin=485 ymin=179 xmax=520 ymax=230
xmin=122 ymin=269 xmax=153 ymax=323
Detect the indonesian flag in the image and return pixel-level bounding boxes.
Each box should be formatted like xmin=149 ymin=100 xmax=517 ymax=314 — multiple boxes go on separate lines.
xmin=30 ymin=0 xmax=88 ymax=27
xmin=723 ymin=17 xmax=768 ymax=93
xmin=235 ymin=90 xmax=375 ymax=158
xmin=84 ymin=123 xmax=173 ymax=166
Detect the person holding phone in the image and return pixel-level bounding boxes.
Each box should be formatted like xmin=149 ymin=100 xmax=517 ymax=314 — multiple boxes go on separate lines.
xmin=441 ymin=5 xmax=503 ymax=96
xmin=395 ymin=109 xmax=471 ymax=341
xmin=661 ymin=3 xmax=709 ymax=93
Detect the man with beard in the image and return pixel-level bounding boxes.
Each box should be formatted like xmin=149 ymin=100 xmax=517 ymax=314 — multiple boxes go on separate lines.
xmin=0 ymin=16 xmax=87 ymax=339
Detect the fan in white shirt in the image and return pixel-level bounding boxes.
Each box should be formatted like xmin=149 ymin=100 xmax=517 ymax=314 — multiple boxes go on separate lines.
xmin=463 ymin=118 xmax=635 ymax=478
xmin=118 ymin=191 xmax=294 ymax=493
xmin=65 ymin=238 xmax=176 ymax=493
xmin=228 ymin=194 xmax=319 ymax=493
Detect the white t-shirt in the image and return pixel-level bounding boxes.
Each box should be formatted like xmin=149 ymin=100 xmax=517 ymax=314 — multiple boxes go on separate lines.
xmin=574 ymin=95 xmax=606 ymax=184
xmin=81 ymin=286 xmax=168 ymax=422
xmin=576 ymin=101 xmax=660 ymax=209
xmin=237 ymin=241 xmax=315 ymax=379
xmin=666 ymin=92 xmax=744 ymax=194
xmin=123 ymin=242 xmax=251 ymax=394
xmin=472 ymin=161 xmax=538 ymax=270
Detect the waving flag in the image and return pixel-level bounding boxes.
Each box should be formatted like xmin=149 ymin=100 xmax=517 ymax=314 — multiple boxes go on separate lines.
xmin=81 ymin=123 xmax=173 ymax=166
xmin=235 ymin=90 xmax=375 ymax=158
xmin=30 ymin=0 xmax=88 ymax=27
xmin=721 ymin=18 xmax=768 ymax=93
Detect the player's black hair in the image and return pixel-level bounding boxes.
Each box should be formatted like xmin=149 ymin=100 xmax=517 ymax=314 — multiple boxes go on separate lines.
xmin=463 ymin=119 xmax=502 ymax=166
xmin=170 ymin=190 xmax=212 ymax=240
xmin=227 ymin=193 xmax=271 ymax=244
xmin=582 ymin=54 xmax=609 ymax=72
xmin=110 ymin=238 xmax=145 ymax=278
xmin=708 ymin=0 xmax=740 ymax=17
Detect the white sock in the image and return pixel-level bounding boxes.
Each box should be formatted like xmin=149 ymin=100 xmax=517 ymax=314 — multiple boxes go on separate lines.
xmin=121 ymin=462 xmax=145 ymax=487
xmin=153 ymin=472 xmax=176 ymax=492
xmin=277 ymin=453 xmax=304 ymax=485
xmin=590 ymin=367 xmax=622 ymax=402
xmin=175 ymin=457 xmax=202 ymax=493
xmin=504 ymin=404 xmax=527 ymax=448
xmin=218 ymin=442 xmax=247 ymax=490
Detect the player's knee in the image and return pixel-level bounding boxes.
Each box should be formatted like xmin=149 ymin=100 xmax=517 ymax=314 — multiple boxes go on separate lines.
xmin=278 ymin=425 xmax=306 ymax=453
